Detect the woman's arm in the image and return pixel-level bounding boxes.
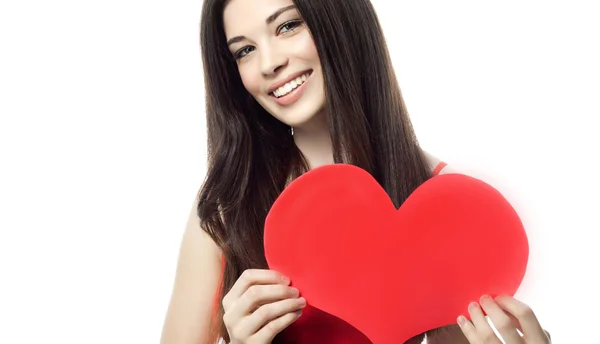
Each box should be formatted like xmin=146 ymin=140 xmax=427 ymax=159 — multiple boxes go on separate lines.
xmin=160 ymin=197 xmax=223 ymax=344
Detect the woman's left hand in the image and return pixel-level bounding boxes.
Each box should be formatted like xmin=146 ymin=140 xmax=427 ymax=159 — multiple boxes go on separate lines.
xmin=457 ymin=295 xmax=551 ymax=344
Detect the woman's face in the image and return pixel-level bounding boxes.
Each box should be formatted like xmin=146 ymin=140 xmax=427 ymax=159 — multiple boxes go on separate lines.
xmin=223 ymin=0 xmax=326 ymax=129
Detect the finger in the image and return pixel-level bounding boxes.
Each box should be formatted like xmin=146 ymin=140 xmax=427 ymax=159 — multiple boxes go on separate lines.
xmin=224 ymin=284 xmax=299 ymax=328
xmin=243 ymin=297 xmax=306 ymax=335
xmin=253 ymin=309 xmax=303 ymax=343
xmin=506 ymin=312 xmax=524 ymax=334
xmin=457 ymin=315 xmax=482 ymax=344
xmin=223 ymin=269 xmax=290 ymax=310
xmin=468 ymin=302 xmax=502 ymax=344
xmin=495 ymin=296 xmax=548 ymax=342
xmin=240 ymin=284 xmax=300 ymax=313
xmin=492 ymin=313 xmax=547 ymax=341
xmin=479 ymin=295 xmax=524 ymax=344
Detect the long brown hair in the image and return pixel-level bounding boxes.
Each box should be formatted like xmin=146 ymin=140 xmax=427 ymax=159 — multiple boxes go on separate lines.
xmin=198 ymin=0 xmax=438 ymax=342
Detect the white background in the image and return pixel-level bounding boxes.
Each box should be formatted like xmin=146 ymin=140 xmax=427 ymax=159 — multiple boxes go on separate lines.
xmin=1 ymin=0 xmax=598 ymax=343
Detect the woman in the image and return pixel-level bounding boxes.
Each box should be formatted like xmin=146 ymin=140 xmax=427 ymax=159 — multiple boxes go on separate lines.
xmin=160 ymin=0 xmax=551 ymax=343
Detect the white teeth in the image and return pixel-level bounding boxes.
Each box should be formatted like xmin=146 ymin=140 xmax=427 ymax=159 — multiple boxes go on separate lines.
xmin=272 ymin=72 xmax=311 ymax=98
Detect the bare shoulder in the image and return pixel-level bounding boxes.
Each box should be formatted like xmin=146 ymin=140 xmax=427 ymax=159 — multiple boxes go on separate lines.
xmin=160 ymin=194 xmax=223 ymax=344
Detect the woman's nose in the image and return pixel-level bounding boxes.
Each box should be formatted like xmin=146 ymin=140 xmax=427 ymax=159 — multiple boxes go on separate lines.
xmin=260 ymin=47 xmax=289 ymax=76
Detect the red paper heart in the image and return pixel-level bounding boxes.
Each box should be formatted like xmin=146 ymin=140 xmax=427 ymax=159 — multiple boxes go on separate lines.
xmin=264 ymin=164 xmax=529 ymax=344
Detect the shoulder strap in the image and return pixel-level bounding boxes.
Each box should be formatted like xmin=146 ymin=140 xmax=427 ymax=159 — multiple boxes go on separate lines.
xmin=432 ymin=161 xmax=448 ymax=176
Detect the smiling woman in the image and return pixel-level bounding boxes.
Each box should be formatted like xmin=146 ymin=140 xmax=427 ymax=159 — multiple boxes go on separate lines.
xmin=159 ymin=0 xmax=551 ymax=344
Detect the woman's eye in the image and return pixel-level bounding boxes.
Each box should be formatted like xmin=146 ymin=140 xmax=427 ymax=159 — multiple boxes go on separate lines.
xmin=234 ymin=46 xmax=254 ymax=60
xmin=278 ymin=20 xmax=303 ymax=34
xmin=232 ymin=20 xmax=303 ymax=60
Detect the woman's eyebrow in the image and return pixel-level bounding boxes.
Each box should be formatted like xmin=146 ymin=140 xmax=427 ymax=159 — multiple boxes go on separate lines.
xmin=265 ymin=5 xmax=296 ymax=25
xmin=227 ymin=5 xmax=297 ymax=47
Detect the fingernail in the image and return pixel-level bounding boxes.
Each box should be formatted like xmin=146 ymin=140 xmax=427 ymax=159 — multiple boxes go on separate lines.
xmin=468 ymin=302 xmax=479 ymax=311
xmin=457 ymin=315 xmax=467 ymax=326
xmin=480 ymin=294 xmax=492 ymax=303
xmin=290 ymin=287 xmax=299 ymax=297
xmin=298 ymin=297 xmax=306 ymax=307
xmin=281 ymin=275 xmax=290 ymax=284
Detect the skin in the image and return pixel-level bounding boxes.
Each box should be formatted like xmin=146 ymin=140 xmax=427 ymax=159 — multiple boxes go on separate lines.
xmin=221 ymin=270 xmax=304 ymax=343
xmin=457 ymin=295 xmax=552 ymax=344
xmin=160 ymin=0 xmax=549 ymax=343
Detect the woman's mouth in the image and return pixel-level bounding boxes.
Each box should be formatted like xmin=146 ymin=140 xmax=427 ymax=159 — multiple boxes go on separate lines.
xmin=269 ymin=70 xmax=313 ymax=106
xmin=271 ymin=71 xmax=312 ymax=98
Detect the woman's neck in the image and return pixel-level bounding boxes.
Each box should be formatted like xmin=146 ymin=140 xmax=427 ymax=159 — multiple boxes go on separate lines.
xmin=292 ymin=111 xmax=334 ymax=170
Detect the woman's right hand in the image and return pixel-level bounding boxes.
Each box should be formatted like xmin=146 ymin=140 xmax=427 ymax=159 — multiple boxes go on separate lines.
xmin=223 ymin=269 xmax=306 ymax=344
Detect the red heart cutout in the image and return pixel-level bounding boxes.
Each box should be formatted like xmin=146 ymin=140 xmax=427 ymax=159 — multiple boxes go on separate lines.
xmin=264 ymin=164 xmax=529 ymax=344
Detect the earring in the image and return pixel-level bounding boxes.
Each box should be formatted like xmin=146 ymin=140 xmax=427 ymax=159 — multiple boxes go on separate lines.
xmin=290 ymin=126 xmax=294 ymax=136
